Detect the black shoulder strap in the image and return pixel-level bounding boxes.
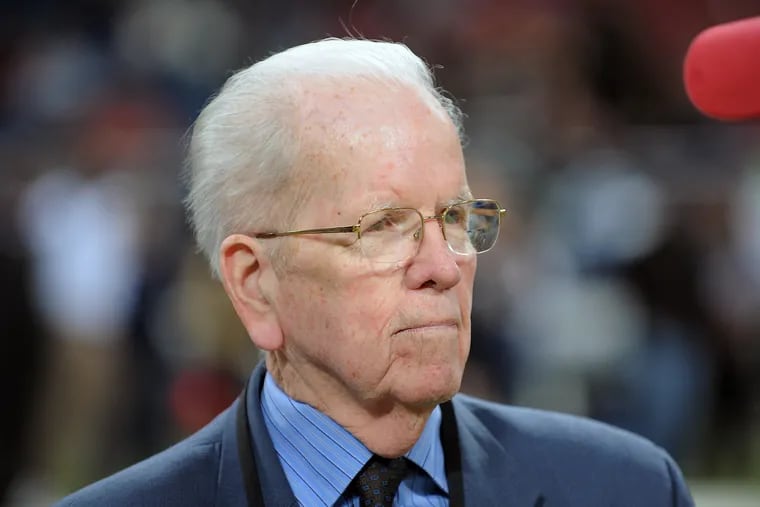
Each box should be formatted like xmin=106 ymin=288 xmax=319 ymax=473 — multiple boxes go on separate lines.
xmin=236 ymin=383 xmax=264 ymax=507
xmin=440 ymin=400 xmax=465 ymax=507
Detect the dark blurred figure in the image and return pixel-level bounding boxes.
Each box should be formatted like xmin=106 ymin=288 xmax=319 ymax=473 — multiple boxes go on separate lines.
xmin=17 ymin=102 xmax=143 ymax=494
xmin=593 ymin=220 xmax=716 ymax=464
xmin=0 ymin=160 xmax=47 ymax=505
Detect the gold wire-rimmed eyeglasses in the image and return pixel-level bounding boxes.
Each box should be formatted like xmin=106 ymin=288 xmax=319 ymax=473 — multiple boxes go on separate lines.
xmin=252 ymin=199 xmax=507 ymax=264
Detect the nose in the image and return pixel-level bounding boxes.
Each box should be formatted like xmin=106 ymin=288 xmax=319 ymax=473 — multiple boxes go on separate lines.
xmin=423 ymin=214 xmax=444 ymax=231
xmin=404 ymin=217 xmax=463 ymax=291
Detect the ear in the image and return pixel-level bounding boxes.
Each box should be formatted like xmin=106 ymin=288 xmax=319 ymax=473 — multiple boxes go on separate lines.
xmin=218 ymin=234 xmax=284 ymax=351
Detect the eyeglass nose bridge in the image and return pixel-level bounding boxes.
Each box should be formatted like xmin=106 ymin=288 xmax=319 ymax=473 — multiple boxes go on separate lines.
xmin=413 ymin=213 xmax=449 ymax=246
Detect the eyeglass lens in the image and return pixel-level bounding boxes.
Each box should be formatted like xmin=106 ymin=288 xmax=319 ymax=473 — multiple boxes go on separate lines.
xmin=358 ymin=200 xmax=501 ymax=263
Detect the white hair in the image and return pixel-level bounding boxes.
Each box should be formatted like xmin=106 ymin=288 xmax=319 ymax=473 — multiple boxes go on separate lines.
xmin=185 ymin=38 xmax=464 ymax=277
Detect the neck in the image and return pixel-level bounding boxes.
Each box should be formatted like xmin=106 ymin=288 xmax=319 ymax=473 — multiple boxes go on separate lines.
xmin=266 ymin=353 xmax=433 ymax=457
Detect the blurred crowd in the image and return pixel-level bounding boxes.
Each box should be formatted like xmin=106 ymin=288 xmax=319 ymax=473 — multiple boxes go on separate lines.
xmin=2 ymin=0 xmax=760 ymax=504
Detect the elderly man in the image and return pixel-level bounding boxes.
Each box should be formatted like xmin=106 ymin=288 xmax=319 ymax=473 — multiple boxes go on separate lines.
xmin=57 ymin=39 xmax=694 ymax=507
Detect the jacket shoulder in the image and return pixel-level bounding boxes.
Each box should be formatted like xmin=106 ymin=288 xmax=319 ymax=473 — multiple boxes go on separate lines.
xmin=452 ymin=394 xmax=693 ymax=505
xmin=55 ymin=411 xmax=228 ymax=507
xmin=454 ymin=393 xmax=663 ymax=457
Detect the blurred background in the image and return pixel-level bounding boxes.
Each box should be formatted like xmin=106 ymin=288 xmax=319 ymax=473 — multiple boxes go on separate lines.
xmin=1 ymin=0 xmax=760 ymax=505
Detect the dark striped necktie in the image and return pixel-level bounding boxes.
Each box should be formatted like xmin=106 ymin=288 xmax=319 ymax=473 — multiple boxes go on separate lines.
xmin=352 ymin=455 xmax=409 ymax=507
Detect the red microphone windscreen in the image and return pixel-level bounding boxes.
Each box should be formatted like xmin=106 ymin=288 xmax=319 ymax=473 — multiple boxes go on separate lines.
xmin=684 ymin=16 xmax=760 ymax=121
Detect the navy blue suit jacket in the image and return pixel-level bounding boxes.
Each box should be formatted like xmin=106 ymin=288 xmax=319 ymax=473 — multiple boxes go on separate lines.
xmin=57 ymin=363 xmax=694 ymax=506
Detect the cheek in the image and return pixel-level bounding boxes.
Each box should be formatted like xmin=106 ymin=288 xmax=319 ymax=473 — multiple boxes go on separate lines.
xmin=458 ymin=260 xmax=476 ymax=353
xmin=300 ymin=277 xmax=402 ymax=385
xmin=459 ymin=259 xmax=476 ymax=306
xmin=335 ymin=278 xmax=400 ymax=340
xmin=280 ymin=271 xmax=399 ymax=351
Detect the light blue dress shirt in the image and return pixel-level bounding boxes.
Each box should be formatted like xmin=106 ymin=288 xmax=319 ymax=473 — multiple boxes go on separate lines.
xmin=261 ymin=373 xmax=449 ymax=506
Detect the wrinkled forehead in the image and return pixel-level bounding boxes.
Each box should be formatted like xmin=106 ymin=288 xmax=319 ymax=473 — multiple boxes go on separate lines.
xmin=301 ymin=77 xmax=450 ymax=142
xmin=292 ymin=77 xmax=464 ymax=191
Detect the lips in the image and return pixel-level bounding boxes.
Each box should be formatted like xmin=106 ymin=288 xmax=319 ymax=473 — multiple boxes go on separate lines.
xmin=392 ymin=319 xmax=458 ymax=335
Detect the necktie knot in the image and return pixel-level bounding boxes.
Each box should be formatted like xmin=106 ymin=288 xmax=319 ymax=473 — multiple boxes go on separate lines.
xmin=353 ymin=455 xmax=409 ymax=507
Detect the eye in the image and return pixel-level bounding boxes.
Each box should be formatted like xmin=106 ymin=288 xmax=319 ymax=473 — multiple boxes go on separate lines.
xmin=361 ymin=209 xmax=415 ymax=234
xmin=363 ymin=213 xmax=396 ymax=233
xmin=444 ymin=205 xmax=466 ymax=225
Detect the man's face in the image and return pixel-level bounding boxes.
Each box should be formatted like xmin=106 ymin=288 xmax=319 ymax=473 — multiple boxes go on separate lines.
xmin=267 ymin=81 xmax=475 ymax=415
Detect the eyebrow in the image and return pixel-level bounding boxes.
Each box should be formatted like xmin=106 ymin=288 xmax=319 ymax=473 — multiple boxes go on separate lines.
xmin=453 ymin=188 xmax=474 ymax=202
xmin=439 ymin=189 xmax=474 ymax=208
xmin=364 ymin=191 xmax=474 ymax=214
xmin=364 ymin=197 xmax=395 ymax=211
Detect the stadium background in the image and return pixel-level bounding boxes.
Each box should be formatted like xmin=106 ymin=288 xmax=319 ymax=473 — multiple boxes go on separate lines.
xmin=1 ymin=1 xmax=759 ymax=504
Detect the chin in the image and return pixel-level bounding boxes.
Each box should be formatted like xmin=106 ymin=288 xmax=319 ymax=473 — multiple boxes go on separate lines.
xmin=399 ymin=365 xmax=463 ymax=408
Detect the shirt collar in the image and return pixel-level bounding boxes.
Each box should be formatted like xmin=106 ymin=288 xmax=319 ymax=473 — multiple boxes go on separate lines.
xmin=260 ymin=373 xmax=448 ymax=506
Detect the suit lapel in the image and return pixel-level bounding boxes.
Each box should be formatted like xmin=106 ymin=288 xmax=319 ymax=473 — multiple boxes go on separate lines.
xmin=450 ymin=396 xmax=556 ymax=506
xmin=217 ymin=363 xmax=298 ymax=507
xmin=246 ymin=363 xmax=299 ymax=506
xmin=217 ymin=396 xmax=253 ymax=507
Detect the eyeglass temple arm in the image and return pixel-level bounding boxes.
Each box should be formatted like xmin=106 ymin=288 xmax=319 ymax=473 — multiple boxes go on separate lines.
xmin=253 ymin=225 xmax=359 ymax=239
xmin=254 ymin=205 xmax=506 ymax=239
xmin=471 ymin=207 xmax=507 ymax=216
